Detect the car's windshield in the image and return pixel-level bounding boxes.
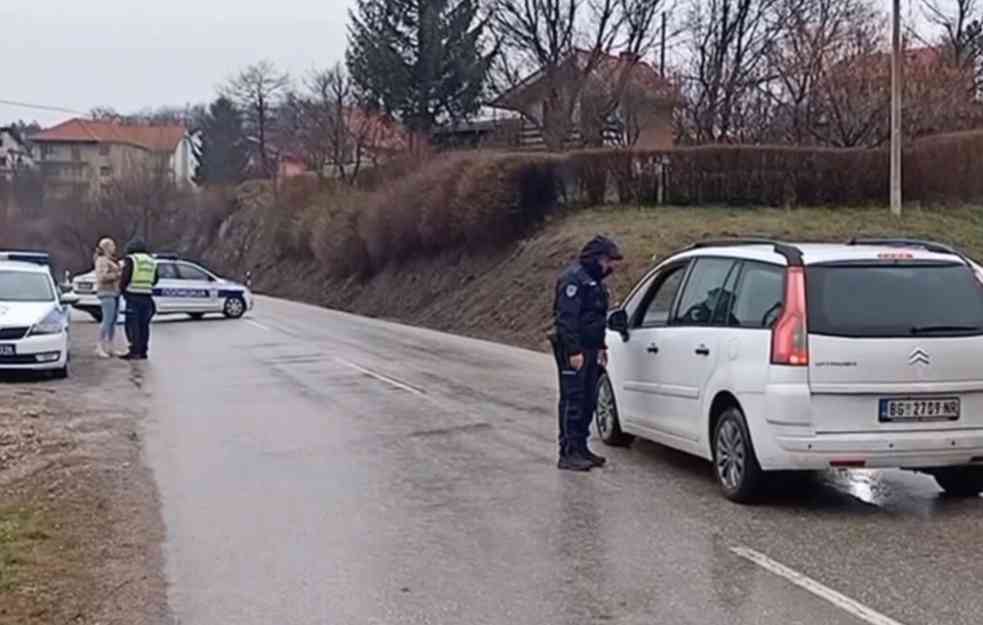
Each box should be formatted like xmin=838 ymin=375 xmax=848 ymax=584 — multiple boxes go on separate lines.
xmin=0 ymin=271 xmax=55 ymax=302
xmin=807 ymin=263 xmax=983 ymax=337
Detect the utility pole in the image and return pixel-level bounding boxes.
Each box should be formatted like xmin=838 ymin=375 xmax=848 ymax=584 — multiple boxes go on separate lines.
xmin=660 ymin=12 xmax=667 ymax=79
xmin=890 ymin=0 xmax=903 ymax=217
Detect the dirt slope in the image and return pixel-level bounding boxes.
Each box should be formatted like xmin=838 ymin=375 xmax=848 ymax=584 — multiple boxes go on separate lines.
xmin=203 ymin=205 xmax=983 ymax=350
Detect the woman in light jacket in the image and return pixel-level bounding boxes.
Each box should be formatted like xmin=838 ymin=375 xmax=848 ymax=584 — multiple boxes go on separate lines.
xmin=94 ymin=238 xmax=123 ymax=357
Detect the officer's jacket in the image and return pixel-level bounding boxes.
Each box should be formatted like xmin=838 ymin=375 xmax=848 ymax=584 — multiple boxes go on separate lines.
xmin=553 ymin=262 xmax=610 ymax=356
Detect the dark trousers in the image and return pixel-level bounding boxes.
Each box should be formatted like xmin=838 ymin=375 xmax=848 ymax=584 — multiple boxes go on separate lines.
xmin=124 ymin=294 xmax=155 ymax=357
xmin=552 ymin=341 xmax=600 ymax=457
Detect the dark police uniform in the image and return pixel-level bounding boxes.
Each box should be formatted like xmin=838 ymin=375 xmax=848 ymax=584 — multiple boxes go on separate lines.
xmin=551 ymin=236 xmax=621 ymax=470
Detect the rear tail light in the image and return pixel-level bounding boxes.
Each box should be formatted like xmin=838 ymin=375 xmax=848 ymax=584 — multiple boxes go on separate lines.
xmin=771 ymin=266 xmax=809 ymax=366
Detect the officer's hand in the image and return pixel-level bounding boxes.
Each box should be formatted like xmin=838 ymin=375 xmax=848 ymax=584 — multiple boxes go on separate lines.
xmin=598 ymin=350 xmax=608 ymax=368
xmin=569 ymin=354 xmax=585 ymax=371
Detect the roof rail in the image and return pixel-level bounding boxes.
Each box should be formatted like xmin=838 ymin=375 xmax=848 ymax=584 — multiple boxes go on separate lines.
xmin=846 ymin=238 xmax=970 ymax=263
xmin=153 ymin=252 xmax=179 ymax=260
xmin=686 ymin=238 xmax=804 ymax=266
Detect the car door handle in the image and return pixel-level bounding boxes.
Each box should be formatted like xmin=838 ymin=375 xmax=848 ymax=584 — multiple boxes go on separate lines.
xmin=647 ymin=343 xmax=660 ymax=354
xmin=695 ymin=345 xmax=710 ymax=356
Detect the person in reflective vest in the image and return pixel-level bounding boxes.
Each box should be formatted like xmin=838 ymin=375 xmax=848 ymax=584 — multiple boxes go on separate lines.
xmin=118 ymin=239 xmax=158 ymax=360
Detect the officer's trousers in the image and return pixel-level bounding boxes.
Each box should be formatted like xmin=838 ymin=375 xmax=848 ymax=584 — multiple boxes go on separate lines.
xmin=124 ymin=294 xmax=155 ymax=357
xmin=552 ymin=341 xmax=600 ymax=457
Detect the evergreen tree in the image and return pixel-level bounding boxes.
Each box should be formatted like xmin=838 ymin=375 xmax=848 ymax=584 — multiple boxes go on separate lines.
xmin=195 ymin=97 xmax=250 ymax=186
xmin=347 ymin=0 xmax=493 ymax=135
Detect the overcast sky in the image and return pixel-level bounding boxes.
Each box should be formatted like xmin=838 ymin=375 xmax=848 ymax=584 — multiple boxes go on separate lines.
xmin=1 ymin=0 xmax=354 ymax=127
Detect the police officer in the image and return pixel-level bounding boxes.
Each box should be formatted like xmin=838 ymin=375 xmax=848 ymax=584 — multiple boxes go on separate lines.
xmin=118 ymin=239 xmax=158 ymax=360
xmin=551 ymin=235 xmax=623 ymax=471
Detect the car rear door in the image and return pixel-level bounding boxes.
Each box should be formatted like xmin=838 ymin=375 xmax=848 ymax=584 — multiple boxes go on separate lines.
xmin=176 ymin=262 xmax=219 ymax=312
xmin=806 ymin=260 xmax=983 ymax=433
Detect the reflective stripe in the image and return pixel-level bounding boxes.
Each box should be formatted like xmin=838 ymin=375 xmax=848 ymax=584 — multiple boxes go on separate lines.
xmin=127 ymin=253 xmax=156 ymax=294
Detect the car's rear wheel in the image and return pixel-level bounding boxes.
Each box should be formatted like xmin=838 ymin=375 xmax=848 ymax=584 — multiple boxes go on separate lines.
xmin=713 ymin=407 xmax=764 ymax=503
xmin=222 ymin=296 xmax=246 ymax=319
xmin=594 ymin=373 xmax=633 ymax=447
xmin=932 ymin=467 xmax=983 ymax=496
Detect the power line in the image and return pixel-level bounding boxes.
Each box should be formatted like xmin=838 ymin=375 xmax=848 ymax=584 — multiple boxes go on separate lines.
xmin=0 ymin=98 xmax=85 ymax=115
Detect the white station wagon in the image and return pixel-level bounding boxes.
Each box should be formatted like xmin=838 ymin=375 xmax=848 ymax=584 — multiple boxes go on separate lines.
xmin=599 ymin=239 xmax=983 ymax=502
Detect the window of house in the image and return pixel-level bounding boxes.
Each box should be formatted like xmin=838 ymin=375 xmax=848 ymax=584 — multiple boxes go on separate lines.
xmin=99 ymin=144 xmax=110 ymax=156
xmin=100 ymin=166 xmax=112 ymax=177
xmin=40 ymin=145 xmax=53 ymax=159
xmin=71 ymin=146 xmax=81 ymax=161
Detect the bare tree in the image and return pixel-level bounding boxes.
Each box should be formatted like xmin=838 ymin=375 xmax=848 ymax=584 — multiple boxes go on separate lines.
xmin=679 ymin=0 xmax=784 ymax=144
xmin=762 ymin=0 xmax=879 ymax=143
xmin=923 ymin=0 xmax=983 ymax=95
xmin=222 ymin=61 xmax=291 ymax=179
xmin=491 ymin=0 xmax=667 ymax=151
xmin=282 ymin=65 xmax=383 ymax=184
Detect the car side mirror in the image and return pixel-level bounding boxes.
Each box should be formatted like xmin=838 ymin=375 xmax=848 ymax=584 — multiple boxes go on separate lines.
xmin=608 ymin=309 xmax=630 ymax=341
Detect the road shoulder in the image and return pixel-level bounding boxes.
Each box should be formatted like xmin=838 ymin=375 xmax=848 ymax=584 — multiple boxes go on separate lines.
xmin=0 ymin=323 xmax=169 ymax=625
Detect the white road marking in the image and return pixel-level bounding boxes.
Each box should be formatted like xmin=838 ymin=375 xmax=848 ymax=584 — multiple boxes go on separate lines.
xmin=731 ymin=546 xmax=908 ymax=625
xmin=245 ymin=319 xmax=271 ymax=331
xmin=336 ymin=359 xmax=426 ymax=397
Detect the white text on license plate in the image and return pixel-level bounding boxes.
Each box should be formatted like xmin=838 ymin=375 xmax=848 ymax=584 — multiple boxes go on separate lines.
xmin=879 ymin=398 xmax=960 ymax=423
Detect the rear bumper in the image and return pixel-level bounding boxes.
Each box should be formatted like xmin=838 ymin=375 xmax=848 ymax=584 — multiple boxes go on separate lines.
xmin=0 ymin=333 xmax=68 ymax=371
xmin=749 ymin=384 xmax=983 ymax=470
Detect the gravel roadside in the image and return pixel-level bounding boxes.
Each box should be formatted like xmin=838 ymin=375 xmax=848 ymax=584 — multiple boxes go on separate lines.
xmin=0 ymin=319 xmax=169 ymax=625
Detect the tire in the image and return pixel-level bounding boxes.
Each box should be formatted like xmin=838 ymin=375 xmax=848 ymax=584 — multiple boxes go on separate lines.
xmin=88 ymin=311 xmax=103 ymax=323
xmin=713 ymin=407 xmax=765 ymax=503
xmin=189 ymin=313 xmax=205 ymax=320
xmin=222 ymin=296 xmax=246 ymax=319
xmin=932 ymin=467 xmax=983 ymax=497
xmin=594 ymin=373 xmax=634 ymax=447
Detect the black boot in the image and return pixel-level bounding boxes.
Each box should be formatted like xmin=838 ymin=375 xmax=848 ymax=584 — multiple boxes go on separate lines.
xmin=583 ymin=447 xmax=607 ymax=467
xmin=557 ymin=452 xmax=593 ymax=472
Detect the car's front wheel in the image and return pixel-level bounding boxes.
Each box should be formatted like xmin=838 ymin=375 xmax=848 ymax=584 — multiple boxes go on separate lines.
xmin=222 ymin=296 xmax=246 ymax=319
xmin=932 ymin=467 xmax=983 ymax=496
xmin=713 ymin=407 xmax=764 ymax=503
xmin=595 ymin=373 xmax=633 ymax=447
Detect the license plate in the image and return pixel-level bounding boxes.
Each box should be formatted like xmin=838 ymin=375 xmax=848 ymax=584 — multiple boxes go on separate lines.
xmin=76 ymin=282 xmax=93 ymax=293
xmin=879 ymin=397 xmax=960 ymax=423
xmin=0 ymin=344 xmax=14 ymax=356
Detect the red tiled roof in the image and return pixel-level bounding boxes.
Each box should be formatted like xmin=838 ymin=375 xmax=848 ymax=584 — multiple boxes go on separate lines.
xmin=342 ymin=108 xmax=410 ymax=153
xmin=30 ymin=118 xmax=186 ymax=152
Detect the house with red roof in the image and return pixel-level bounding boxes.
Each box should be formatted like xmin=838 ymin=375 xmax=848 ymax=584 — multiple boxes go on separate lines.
xmin=490 ymin=50 xmax=679 ymax=151
xmin=29 ymin=118 xmax=196 ymax=199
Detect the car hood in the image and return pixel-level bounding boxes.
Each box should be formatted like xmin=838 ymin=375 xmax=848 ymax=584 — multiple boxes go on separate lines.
xmin=0 ymin=301 xmax=57 ymax=327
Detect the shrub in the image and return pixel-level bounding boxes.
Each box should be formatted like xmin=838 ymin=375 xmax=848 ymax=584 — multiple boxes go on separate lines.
xmin=906 ymin=130 xmax=983 ymax=204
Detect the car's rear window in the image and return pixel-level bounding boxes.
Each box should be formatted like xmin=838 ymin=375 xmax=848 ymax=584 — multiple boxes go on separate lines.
xmin=807 ymin=263 xmax=983 ymax=337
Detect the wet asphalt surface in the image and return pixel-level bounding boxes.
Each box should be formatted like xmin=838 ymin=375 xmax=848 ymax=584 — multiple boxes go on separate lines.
xmin=133 ymin=296 xmax=983 ymax=625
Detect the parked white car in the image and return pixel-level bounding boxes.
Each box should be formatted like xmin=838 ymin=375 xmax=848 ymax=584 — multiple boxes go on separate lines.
xmin=599 ymin=238 xmax=983 ymax=502
xmin=0 ymin=252 xmax=78 ymax=378
xmin=70 ymin=254 xmax=253 ymax=322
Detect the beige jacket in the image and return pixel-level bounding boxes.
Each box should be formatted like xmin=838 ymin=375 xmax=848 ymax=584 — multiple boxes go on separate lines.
xmin=95 ymin=255 xmax=122 ymax=296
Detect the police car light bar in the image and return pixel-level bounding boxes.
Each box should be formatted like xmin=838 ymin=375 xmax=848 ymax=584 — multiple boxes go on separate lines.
xmin=0 ymin=250 xmax=51 ymax=266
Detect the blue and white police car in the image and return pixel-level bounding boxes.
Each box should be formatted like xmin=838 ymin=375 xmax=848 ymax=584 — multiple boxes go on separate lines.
xmin=0 ymin=251 xmax=78 ymax=378
xmin=70 ymin=254 xmax=254 ymax=322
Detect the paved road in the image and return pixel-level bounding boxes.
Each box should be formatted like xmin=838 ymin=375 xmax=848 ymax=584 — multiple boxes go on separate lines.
xmin=136 ymin=296 xmax=983 ymax=625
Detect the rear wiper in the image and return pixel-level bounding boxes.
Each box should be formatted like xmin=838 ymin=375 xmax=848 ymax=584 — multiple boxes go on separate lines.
xmin=910 ymin=325 xmax=982 ymax=334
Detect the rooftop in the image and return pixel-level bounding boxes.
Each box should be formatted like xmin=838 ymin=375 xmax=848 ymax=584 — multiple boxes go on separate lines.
xmin=30 ymin=118 xmax=186 ymax=152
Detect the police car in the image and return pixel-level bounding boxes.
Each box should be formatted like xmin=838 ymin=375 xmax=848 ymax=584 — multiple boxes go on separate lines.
xmin=70 ymin=254 xmax=254 ymax=322
xmin=0 ymin=251 xmax=78 ymax=378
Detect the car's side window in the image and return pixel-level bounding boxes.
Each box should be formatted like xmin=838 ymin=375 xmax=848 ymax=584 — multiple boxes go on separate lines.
xmin=710 ymin=262 xmax=742 ymax=326
xmin=157 ymin=262 xmax=179 ymax=280
xmin=730 ymin=262 xmax=785 ymax=328
xmin=672 ymin=258 xmax=738 ymax=326
xmin=177 ymin=264 xmax=209 ymax=281
xmin=633 ymin=263 xmax=689 ymax=328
